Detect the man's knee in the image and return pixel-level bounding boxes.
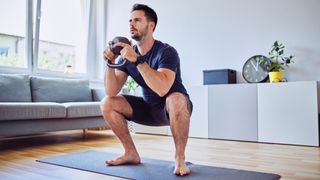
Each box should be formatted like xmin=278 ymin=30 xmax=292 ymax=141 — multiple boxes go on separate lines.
xmin=166 ymin=93 xmax=188 ymax=116
xmin=100 ymin=96 xmax=114 ymax=115
xmin=100 ymin=95 xmax=133 ymax=119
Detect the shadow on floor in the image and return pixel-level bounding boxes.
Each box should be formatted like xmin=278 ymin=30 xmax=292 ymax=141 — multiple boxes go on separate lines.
xmin=0 ymin=130 xmax=115 ymax=151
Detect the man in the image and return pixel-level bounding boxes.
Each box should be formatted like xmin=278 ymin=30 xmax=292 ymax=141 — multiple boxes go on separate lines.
xmin=101 ymin=3 xmax=193 ymax=176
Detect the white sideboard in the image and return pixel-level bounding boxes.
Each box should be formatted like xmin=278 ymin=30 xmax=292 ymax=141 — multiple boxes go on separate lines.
xmin=188 ymin=86 xmax=209 ymax=138
xmin=258 ymin=81 xmax=319 ymax=146
xmin=131 ymin=122 xmax=169 ymax=135
xmin=191 ymin=81 xmax=319 ymax=146
xmin=208 ymin=84 xmax=258 ymax=141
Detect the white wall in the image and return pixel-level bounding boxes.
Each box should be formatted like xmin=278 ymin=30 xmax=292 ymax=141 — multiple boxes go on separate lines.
xmin=105 ymin=0 xmax=320 ymax=86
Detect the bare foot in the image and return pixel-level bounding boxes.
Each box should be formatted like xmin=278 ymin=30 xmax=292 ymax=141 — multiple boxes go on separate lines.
xmin=106 ymin=153 xmax=141 ymax=166
xmin=173 ymin=160 xmax=190 ymax=176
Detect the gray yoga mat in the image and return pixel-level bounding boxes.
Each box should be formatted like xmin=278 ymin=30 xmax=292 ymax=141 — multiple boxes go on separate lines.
xmin=37 ymin=150 xmax=281 ymax=180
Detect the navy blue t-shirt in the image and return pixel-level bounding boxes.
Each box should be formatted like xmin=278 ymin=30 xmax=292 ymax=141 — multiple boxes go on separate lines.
xmin=117 ymin=40 xmax=189 ymax=107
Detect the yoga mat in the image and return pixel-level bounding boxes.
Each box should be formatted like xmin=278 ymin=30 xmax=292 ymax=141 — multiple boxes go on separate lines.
xmin=37 ymin=150 xmax=281 ymax=180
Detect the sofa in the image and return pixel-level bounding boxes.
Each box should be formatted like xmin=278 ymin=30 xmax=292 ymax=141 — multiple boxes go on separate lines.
xmin=0 ymin=74 xmax=107 ymax=137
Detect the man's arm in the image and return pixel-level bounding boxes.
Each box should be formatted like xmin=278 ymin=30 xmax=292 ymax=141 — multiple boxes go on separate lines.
xmin=115 ymin=42 xmax=176 ymax=97
xmin=103 ymin=43 xmax=128 ymax=97
xmin=137 ymin=63 xmax=175 ymax=97
xmin=104 ymin=68 xmax=128 ymax=97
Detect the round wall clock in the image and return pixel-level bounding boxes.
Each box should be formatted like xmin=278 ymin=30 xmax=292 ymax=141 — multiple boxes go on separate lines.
xmin=242 ymin=55 xmax=270 ymax=83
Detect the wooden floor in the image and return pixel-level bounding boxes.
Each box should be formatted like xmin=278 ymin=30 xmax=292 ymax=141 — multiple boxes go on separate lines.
xmin=0 ymin=130 xmax=319 ymax=180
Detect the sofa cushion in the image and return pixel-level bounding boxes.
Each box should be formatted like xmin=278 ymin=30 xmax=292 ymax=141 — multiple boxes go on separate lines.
xmin=30 ymin=76 xmax=92 ymax=103
xmin=0 ymin=102 xmax=66 ymax=120
xmin=92 ymin=88 xmax=105 ymax=101
xmin=0 ymin=74 xmax=32 ymax=102
xmin=63 ymin=102 xmax=102 ymax=118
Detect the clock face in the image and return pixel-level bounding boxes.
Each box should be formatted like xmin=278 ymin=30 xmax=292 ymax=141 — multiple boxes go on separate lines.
xmin=242 ymin=55 xmax=270 ymax=83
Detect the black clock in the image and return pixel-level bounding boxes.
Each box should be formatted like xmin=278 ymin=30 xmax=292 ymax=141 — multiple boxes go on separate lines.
xmin=242 ymin=55 xmax=270 ymax=83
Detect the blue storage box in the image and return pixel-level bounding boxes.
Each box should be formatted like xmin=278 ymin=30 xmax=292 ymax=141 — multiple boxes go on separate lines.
xmin=203 ymin=69 xmax=236 ymax=85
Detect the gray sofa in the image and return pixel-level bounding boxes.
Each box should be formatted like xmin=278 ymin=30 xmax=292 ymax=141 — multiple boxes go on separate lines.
xmin=0 ymin=74 xmax=107 ymax=137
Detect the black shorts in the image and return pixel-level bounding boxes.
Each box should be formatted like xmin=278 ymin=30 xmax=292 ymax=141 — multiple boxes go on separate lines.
xmin=122 ymin=94 xmax=193 ymax=126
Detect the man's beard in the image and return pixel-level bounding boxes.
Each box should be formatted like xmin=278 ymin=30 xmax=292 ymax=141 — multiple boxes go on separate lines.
xmin=131 ymin=25 xmax=148 ymax=41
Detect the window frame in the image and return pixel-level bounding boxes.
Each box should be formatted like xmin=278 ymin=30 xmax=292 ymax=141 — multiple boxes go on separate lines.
xmin=0 ymin=0 xmax=88 ymax=78
xmin=0 ymin=0 xmax=31 ymax=74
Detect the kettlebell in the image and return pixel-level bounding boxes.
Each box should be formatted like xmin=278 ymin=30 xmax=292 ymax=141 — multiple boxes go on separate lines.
xmin=107 ymin=36 xmax=131 ymax=68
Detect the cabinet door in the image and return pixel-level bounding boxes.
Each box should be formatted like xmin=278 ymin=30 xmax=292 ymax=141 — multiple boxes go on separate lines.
xmin=131 ymin=122 xmax=169 ymax=135
xmin=188 ymin=86 xmax=209 ymax=138
xmin=258 ymin=81 xmax=319 ymax=146
xmin=208 ymin=84 xmax=258 ymax=141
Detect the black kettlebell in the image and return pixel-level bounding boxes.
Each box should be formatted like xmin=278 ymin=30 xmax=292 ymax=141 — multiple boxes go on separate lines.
xmin=107 ymin=36 xmax=131 ymax=68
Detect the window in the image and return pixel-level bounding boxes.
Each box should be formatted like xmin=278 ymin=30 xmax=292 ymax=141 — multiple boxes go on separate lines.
xmin=0 ymin=48 xmax=9 ymax=56
xmin=0 ymin=0 xmax=88 ymax=75
xmin=0 ymin=0 xmax=26 ymax=68
xmin=37 ymin=0 xmax=86 ymax=74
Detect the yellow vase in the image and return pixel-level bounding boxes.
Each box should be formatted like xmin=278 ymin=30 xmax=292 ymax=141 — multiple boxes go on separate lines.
xmin=269 ymin=72 xmax=283 ymax=83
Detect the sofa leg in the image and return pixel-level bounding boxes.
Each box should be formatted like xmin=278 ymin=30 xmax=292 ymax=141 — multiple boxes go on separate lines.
xmin=82 ymin=129 xmax=88 ymax=138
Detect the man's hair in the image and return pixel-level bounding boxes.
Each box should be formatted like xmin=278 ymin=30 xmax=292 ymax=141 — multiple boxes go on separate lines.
xmin=131 ymin=3 xmax=158 ymax=31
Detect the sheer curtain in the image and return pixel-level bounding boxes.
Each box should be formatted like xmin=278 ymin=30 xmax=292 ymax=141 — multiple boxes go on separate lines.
xmin=84 ymin=0 xmax=107 ymax=81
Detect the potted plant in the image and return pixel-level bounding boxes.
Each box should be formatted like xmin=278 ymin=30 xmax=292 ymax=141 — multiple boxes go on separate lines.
xmin=124 ymin=76 xmax=139 ymax=95
xmin=266 ymin=41 xmax=294 ymax=82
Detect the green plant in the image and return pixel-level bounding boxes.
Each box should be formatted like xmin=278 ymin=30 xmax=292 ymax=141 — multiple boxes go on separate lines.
xmin=267 ymin=41 xmax=294 ymax=72
xmin=124 ymin=76 xmax=139 ymax=95
xmin=0 ymin=54 xmax=24 ymax=67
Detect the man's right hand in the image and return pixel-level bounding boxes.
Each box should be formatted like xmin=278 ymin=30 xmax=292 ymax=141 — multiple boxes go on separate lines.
xmin=103 ymin=41 xmax=117 ymax=63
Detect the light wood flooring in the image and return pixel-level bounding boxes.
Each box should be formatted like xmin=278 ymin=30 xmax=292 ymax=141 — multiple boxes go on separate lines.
xmin=0 ymin=130 xmax=319 ymax=180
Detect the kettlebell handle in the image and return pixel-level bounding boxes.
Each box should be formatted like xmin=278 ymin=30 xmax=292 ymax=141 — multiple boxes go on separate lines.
xmin=107 ymin=59 xmax=130 ymax=68
xmin=107 ymin=36 xmax=131 ymax=68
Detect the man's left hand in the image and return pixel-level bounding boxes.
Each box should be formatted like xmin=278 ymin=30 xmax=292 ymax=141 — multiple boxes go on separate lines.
xmin=115 ymin=42 xmax=139 ymax=63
